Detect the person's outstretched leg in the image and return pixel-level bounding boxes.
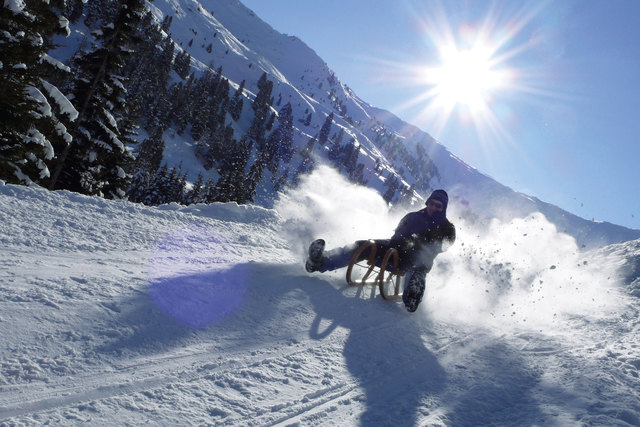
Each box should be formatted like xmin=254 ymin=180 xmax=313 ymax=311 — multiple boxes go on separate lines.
xmin=305 ymin=240 xmax=360 ymax=273
xmin=319 ymin=242 xmax=359 ymax=272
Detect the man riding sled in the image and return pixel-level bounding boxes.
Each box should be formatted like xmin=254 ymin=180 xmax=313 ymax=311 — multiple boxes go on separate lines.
xmin=305 ymin=189 xmax=456 ymax=312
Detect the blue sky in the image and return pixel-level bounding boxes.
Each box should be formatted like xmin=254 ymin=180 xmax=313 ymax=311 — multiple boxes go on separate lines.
xmin=239 ymin=0 xmax=640 ymax=230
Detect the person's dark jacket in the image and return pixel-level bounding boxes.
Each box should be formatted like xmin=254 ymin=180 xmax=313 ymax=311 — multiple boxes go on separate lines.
xmin=388 ymin=207 xmax=456 ymax=271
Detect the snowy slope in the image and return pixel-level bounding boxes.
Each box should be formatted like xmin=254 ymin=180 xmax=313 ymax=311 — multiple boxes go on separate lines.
xmin=142 ymin=0 xmax=640 ymax=248
xmin=49 ymin=0 xmax=640 ymax=247
xmin=1 ymin=172 xmax=640 ymax=425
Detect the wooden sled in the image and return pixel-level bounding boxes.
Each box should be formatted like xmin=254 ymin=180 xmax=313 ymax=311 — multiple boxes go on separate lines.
xmin=345 ymin=240 xmax=405 ymax=300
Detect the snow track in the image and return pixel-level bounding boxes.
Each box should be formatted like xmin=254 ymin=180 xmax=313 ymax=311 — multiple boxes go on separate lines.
xmin=1 ymin=338 xmax=340 ymax=421
xmin=1 ymin=182 xmax=640 ymax=425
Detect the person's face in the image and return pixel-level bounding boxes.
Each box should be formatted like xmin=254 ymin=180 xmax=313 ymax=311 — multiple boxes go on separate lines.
xmin=426 ymin=199 xmax=444 ymax=216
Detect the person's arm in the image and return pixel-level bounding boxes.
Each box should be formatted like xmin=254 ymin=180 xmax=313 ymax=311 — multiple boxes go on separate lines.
xmin=424 ymin=223 xmax=456 ymax=255
xmin=389 ymin=214 xmax=412 ymax=247
xmin=441 ymin=223 xmax=456 ymax=252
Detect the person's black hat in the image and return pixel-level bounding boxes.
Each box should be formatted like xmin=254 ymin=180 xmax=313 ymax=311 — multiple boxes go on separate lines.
xmin=426 ymin=189 xmax=448 ymax=210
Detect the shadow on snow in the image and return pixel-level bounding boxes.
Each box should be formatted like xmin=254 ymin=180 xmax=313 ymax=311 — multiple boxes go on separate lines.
xmin=98 ymin=261 xmax=552 ymax=425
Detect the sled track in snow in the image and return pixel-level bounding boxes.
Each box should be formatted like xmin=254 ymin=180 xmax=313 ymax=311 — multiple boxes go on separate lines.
xmin=264 ymin=367 xmax=418 ymax=426
xmin=258 ymin=319 xmax=471 ymax=425
xmin=0 ymin=305 xmax=404 ymax=422
xmin=0 ymin=338 xmax=323 ymax=420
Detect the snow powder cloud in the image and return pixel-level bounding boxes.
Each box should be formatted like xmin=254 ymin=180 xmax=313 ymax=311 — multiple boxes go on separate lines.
xmin=275 ymin=166 xmax=625 ymax=336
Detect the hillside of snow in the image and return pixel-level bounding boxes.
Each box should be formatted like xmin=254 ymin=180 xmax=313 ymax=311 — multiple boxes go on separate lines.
xmin=52 ymin=0 xmax=640 ymax=248
xmin=151 ymin=0 xmax=640 ymax=248
xmin=1 ymin=172 xmax=640 ymax=425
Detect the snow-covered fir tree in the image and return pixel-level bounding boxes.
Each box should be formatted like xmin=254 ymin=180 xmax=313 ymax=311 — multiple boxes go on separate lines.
xmin=127 ymin=129 xmax=164 ymax=203
xmin=317 ymin=112 xmax=333 ymax=146
xmin=50 ymin=0 xmax=146 ymax=198
xmin=0 ymin=0 xmax=76 ymax=186
xmin=265 ymin=102 xmax=294 ymax=177
xmin=229 ymin=80 xmax=245 ymax=122
xmin=124 ymin=11 xmax=174 ymax=135
xmin=167 ymin=78 xmax=193 ymax=135
xmin=248 ymin=72 xmax=273 ymax=151
xmin=191 ymin=66 xmax=231 ymax=160
xmin=382 ymin=173 xmax=400 ymax=204
xmin=244 ymin=72 xmax=274 ymax=202
xmin=173 ymin=50 xmax=191 ymax=80
xmin=184 ymin=172 xmax=205 ymax=205
xmin=214 ymin=135 xmax=252 ymax=203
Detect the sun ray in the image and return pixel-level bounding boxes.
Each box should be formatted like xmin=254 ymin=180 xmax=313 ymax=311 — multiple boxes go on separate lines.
xmin=348 ymin=0 xmax=564 ymax=164
xmin=383 ymin=1 xmax=557 ymax=149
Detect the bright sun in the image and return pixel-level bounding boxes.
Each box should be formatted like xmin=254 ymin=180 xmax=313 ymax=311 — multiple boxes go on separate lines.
xmin=382 ymin=2 xmax=543 ymax=143
xmin=425 ymin=44 xmax=507 ymax=112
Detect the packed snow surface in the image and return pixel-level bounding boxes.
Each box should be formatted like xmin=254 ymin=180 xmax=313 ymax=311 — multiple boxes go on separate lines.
xmin=1 ymin=168 xmax=639 ymax=425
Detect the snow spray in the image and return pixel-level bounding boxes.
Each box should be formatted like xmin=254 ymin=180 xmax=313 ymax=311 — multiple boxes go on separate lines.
xmin=274 ymin=165 xmax=405 ymax=256
xmin=275 ymin=166 xmax=624 ymax=334
xmin=425 ymin=210 xmax=624 ymax=332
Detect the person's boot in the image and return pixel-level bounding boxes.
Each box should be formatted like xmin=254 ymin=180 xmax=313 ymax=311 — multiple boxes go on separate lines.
xmin=305 ymin=239 xmax=325 ymax=272
xmin=403 ymin=271 xmax=425 ymax=312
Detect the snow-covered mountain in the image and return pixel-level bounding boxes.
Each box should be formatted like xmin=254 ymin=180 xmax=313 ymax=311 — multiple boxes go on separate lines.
xmin=1 ymin=174 xmax=639 ymax=424
xmin=110 ymin=0 xmax=639 ymax=249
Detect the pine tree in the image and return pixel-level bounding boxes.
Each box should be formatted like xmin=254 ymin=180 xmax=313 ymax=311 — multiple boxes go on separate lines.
xmin=184 ymin=172 xmax=205 ymax=205
xmin=160 ymin=15 xmax=172 ymax=32
xmin=143 ymin=163 xmax=168 ymax=205
xmin=124 ymin=19 xmax=174 ymax=134
xmin=248 ymin=72 xmax=273 ymax=151
xmin=173 ymin=50 xmax=191 ymax=79
xmin=318 ymin=112 xmax=333 ymax=146
xmin=50 ymin=0 xmax=146 ymax=198
xmin=273 ymin=166 xmax=289 ymax=193
xmin=136 ymin=129 xmax=165 ymax=173
xmin=264 ymin=102 xmax=294 ymax=176
xmin=265 ymin=111 xmax=275 ymax=131
xmin=0 ymin=0 xmax=76 ymax=186
xmin=83 ymin=0 xmax=118 ymax=29
xmin=167 ymin=165 xmax=187 ymax=204
xmin=350 ymin=163 xmax=367 ymax=185
xmin=202 ymin=177 xmax=217 ymax=203
xmin=190 ymin=66 xmax=229 ymax=144
xmin=230 ymin=80 xmax=245 ymax=121
xmin=327 ymin=128 xmax=344 ymax=163
xmin=64 ymin=0 xmax=84 ymax=23
xmin=244 ymin=156 xmax=265 ymax=203
xmin=217 ymin=78 xmax=231 ymax=121
xmin=128 ymin=168 xmax=150 ymax=204
xmin=141 ymin=164 xmax=186 ymax=205
xmin=168 ymin=79 xmax=192 ymax=134
xmin=192 ymin=67 xmax=234 ymax=171
xmin=194 ymin=128 xmax=215 ymax=170
xmin=127 ymin=129 xmax=164 ymax=202
xmin=242 ymin=73 xmax=274 ymax=200
xmin=215 ymin=136 xmax=251 ymax=203
xmin=383 ymin=174 xmax=400 ymax=204
xmin=344 ymin=140 xmax=359 ymax=172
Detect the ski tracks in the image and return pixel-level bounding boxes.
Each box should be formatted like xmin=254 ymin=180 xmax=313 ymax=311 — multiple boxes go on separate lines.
xmin=0 ymin=334 xmax=340 ymax=423
xmin=0 ymin=285 xmax=454 ymax=426
xmin=0 ymin=314 xmax=410 ymax=425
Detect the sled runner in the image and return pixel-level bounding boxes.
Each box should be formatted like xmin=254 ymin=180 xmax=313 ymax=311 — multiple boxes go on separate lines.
xmin=345 ymin=240 xmax=404 ymax=300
